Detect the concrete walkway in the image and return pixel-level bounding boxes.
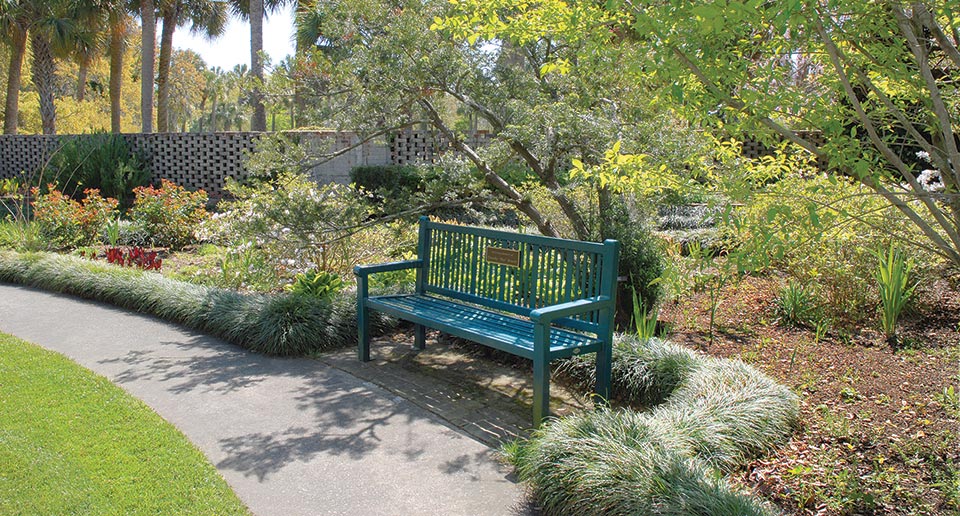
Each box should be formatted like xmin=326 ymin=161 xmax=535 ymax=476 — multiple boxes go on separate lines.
xmin=0 ymin=284 xmax=530 ymax=516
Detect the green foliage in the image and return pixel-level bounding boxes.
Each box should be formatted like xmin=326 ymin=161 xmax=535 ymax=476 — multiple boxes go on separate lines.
xmin=43 ymin=132 xmax=150 ymax=208
xmin=31 ymin=187 xmax=118 ymax=251
xmin=0 ymin=219 xmax=42 ymax=252
xmin=776 ymin=281 xmax=822 ymax=328
xmin=100 ymin=219 xmax=150 ymax=247
xmin=443 ymin=0 xmax=960 ymax=266
xmin=295 ymin=0 xmax=711 ymax=246
xmin=129 ymin=180 xmax=209 ymax=250
xmin=350 ymin=165 xmax=423 ymax=199
xmin=103 ymin=217 xmax=122 ymax=247
xmin=559 ymin=336 xmax=700 ymax=408
xmin=0 ymin=251 xmax=394 ymax=357
xmin=521 ymin=335 xmax=798 ymax=515
xmin=286 ymin=270 xmax=345 ymax=302
xmin=724 ymin=174 xmax=926 ymax=325
xmin=0 ymin=333 xmax=250 ymax=516
xmin=0 ymin=178 xmax=20 ymax=196
xmin=605 ymin=200 xmax=664 ymax=311
xmin=211 ymin=171 xmax=392 ymax=281
xmin=216 ymin=241 xmax=275 ymax=291
xmin=631 ymin=287 xmax=658 ymax=341
xmin=874 ymin=245 xmax=915 ymax=344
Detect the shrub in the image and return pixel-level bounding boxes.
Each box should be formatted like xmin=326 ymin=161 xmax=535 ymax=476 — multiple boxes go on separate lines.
xmin=350 ymin=164 xmax=423 ymax=198
xmin=43 ymin=131 xmax=150 ymax=208
xmin=129 ymin=180 xmax=209 ymax=249
xmin=723 ymin=174 xmax=936 ymax=325
xmin=515 ymin=335 xmax=798 ymax=515
xmin=210 ymin=173 xmax=413 ymax=283
xmin=31 ymin=187 xmax=118 ymax=250
xmin=606 ymin=200 xmax=665 ymax=313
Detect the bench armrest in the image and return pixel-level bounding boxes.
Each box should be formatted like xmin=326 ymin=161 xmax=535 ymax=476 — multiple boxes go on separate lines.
xmin=354 ymin=260 xmax=423 ymax=278
xmin=529 ymin=296 xmax=613 ymax=323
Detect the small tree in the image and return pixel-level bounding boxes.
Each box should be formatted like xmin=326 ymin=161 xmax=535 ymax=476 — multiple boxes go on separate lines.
xmin=441 ymin=0 xmax=960 ymax=268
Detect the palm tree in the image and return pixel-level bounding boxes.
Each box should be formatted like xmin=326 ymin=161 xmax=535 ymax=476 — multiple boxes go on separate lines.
xmin=108 ymin=6 xmax=133 ymax=132
xmin=0 ymin=0 xmax=29 ymax=134
xmin=156 ymin=0 xmax=226 ymax=132
xmin=140 ymin=0 xmax=156 ymax=133
xmin=28 ymin=2 xmax=95 ymax=134
xmin=229 ymin=0 xmax=286 ymax=132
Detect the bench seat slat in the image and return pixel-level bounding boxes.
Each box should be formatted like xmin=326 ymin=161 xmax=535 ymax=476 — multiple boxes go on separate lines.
xmin=367 ymin=294 xmax=601 ymax=360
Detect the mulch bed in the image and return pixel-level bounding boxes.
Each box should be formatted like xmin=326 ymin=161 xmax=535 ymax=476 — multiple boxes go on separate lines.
xmin=661 ymin=273 xmax=959 ymax=515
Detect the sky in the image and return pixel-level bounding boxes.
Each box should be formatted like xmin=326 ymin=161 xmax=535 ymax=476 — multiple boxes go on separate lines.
xmin=173 ymin=4 xmax=296 ymax=71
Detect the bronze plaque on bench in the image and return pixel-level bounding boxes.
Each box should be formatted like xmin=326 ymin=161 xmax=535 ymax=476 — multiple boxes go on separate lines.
xmin=485 ymin=247 xmax=521 ymax=268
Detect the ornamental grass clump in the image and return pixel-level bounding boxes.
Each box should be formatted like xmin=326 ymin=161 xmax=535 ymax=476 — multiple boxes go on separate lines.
xmin=514 ymin=335 xmax=798 ymax=515
xmin=874 ymin=244 xmax=915 ymax=346
xmin=0 ymin=251 xmax=392 ymax=356
xmin=505 ymin=409 xmax=776 ymax=516
xmin=557 ymin=336 xmax=700 ymax=408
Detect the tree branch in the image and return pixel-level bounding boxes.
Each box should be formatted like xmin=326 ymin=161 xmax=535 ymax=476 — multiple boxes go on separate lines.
xmin=814 ymin=13 xmax=960 ymax=261
xmin=417 ymin=97 xmax=562 ymax=237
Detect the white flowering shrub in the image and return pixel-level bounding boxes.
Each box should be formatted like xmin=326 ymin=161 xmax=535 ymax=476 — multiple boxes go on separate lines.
xmin=207 ymin=172 xmax=419 ymax=288
xmin=207 ymin=173 xmax=370 ymax=284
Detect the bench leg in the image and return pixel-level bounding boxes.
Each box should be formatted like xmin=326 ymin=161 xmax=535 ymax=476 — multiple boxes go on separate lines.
xmin=595 ymin=313 xmax=614 ymax=405
xmin=357 ymin=280 xmax=371 ymax=362
xmin=595 ymin=339 xmax=612 ymax=404
xmin=532 ymin=324 xmax=551 ymax=428
xmin=414 ymin=324 xmax=426 ymax=350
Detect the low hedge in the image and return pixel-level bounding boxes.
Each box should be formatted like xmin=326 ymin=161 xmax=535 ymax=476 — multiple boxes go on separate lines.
xmin=0 ymin=251 xmax=392 ymax=356
xmin=511 ymin=336 xmax=799 ymax=515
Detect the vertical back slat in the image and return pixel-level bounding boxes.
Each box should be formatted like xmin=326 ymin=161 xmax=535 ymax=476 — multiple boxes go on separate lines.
xmin=418 ymin=221 xmax=613 ymax=332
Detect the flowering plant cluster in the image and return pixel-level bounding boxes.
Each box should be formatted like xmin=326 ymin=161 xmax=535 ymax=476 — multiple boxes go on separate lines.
xmin=31 ymin=186 xmax=118 ymax=250
xmin=129 ymin=180 xmax=209 ymax=249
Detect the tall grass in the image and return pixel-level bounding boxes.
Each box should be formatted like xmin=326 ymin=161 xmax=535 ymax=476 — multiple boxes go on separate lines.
xmin=0 ymin=251 xmax=391 ymax=356
xmin=517 ymin=335 xmax=798 ymax=514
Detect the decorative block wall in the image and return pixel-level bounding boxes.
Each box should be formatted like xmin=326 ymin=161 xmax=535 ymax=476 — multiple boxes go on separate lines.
xmin=390 ymin=129 xmax=493 ymax=165
xmin=0 ymin=131 xmax=393 ymax=199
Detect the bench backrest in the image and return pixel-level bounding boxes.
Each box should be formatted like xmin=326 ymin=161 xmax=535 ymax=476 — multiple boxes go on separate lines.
xmin=416 ymin=217 xmax=619 ymax=334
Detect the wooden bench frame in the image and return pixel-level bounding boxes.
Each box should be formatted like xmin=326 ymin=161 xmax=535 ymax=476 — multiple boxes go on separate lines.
xmin=355 ymin=217 xmax=619 ymax=426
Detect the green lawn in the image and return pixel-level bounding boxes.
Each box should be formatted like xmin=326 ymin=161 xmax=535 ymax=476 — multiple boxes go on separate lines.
xmin=0 ymin=332 xmax=250 ymax=515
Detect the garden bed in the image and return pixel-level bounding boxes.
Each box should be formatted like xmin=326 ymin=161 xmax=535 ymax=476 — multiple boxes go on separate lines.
xmin=661 ymin=273 xmax=959 ymax=515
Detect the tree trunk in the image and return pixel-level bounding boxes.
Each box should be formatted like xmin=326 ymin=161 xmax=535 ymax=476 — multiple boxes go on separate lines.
xmin=31 ymin=33 xmax=58 ymax=135
xmin=209 ymin=97 xmax=218 ymax=132
xmin=141 ymin=0 xmax=156 ymax=133
xmin=249 ymin=0 xmax=266 ymax=131
xmin=156 ymin=5 xmax=178 ymax=133
xmin=109 ymin=15 xmax=127 ymax=133
xmin=3 ymin=27 xmax=27 ymax=135
xmin=76 ymin=53 xmax=92 ymax=101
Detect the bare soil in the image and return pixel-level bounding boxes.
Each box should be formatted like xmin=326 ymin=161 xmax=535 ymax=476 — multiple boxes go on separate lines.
xmin=661 ymin=273 xmax=959 ymax=515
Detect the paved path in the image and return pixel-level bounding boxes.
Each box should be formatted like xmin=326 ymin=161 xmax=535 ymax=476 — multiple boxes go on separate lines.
xmin=0 ymin=284 xmax=529 ymax=516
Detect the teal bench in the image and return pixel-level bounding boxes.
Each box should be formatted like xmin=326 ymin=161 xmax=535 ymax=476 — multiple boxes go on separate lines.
xmin=355 ymin=216 xmax=619 ymax=426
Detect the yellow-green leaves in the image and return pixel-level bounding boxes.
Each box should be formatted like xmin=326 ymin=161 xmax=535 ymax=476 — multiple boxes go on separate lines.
xmin=570 ymin=141 xmax=686 ymax=195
